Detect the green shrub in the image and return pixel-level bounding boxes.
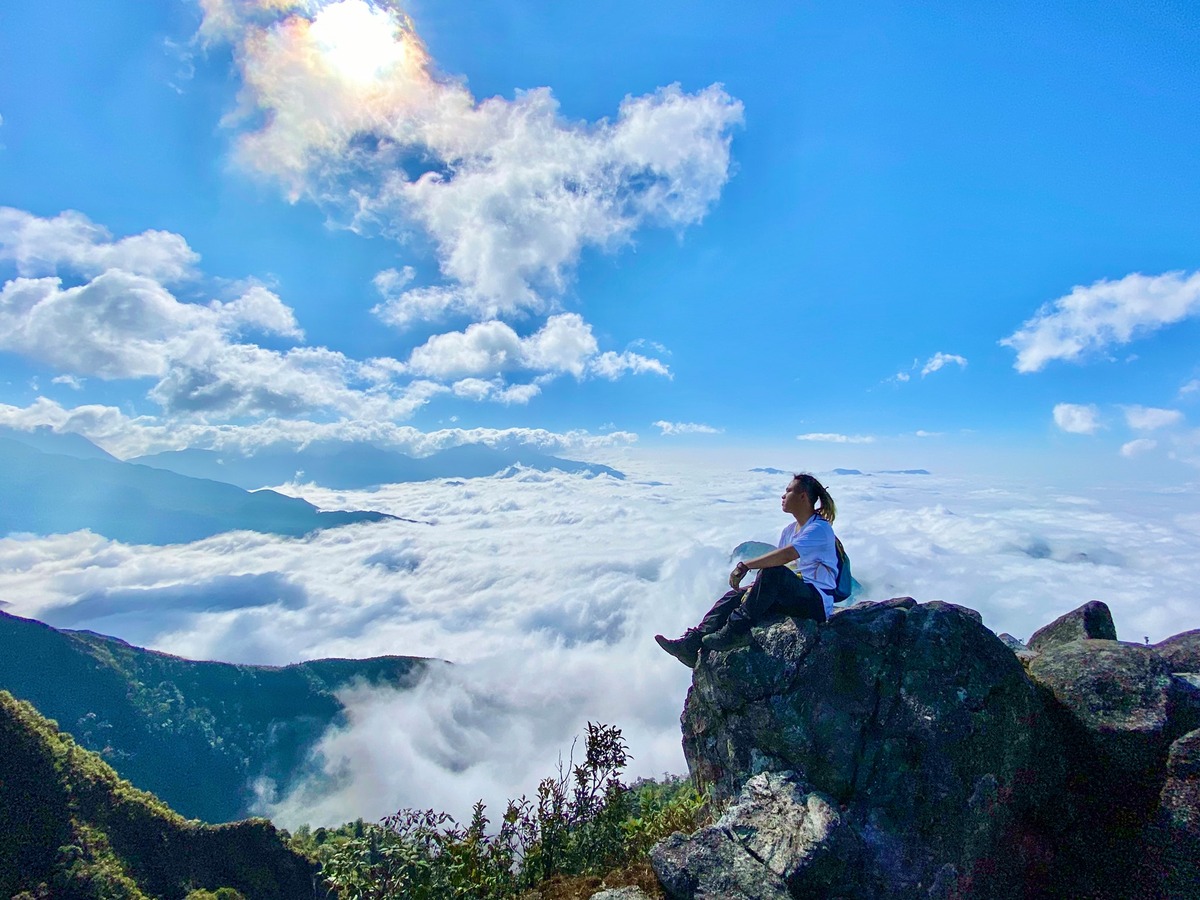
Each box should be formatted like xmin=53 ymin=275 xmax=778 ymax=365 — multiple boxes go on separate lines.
xmin=317 ymin=723 xmax=710 ymax=899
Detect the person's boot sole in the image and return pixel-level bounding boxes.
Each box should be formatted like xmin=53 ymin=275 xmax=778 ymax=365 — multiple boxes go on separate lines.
xmin=655 ymin=633 xmax=699 ymax=668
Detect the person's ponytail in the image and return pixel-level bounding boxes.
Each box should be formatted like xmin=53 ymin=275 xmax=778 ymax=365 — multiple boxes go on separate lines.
xmin=794 ymin=472 xmax=837 ymax=523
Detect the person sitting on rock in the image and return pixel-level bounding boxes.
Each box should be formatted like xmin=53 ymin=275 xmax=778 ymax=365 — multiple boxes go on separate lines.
xmin=655 ymin=473 xmax=839 ymax=667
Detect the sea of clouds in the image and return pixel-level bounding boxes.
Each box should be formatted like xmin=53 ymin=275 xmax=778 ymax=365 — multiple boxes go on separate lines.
xmin=2 ymin=458 xmax=1199 ymax=827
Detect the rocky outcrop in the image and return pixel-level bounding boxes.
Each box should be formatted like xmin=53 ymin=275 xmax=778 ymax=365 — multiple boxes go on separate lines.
xmin=656 ymin=599 xmax=1200 ymax=899
xmin=652 ymin=772 xmax=854 ymax=899
xmin=1026 ymin=599 xmax=1117 ymax=651
xmin=1157 ymin=628 xmax=1200 ymax=672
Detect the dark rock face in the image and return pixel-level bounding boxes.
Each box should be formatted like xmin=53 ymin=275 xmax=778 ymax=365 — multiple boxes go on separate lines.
xmin=1146 ymin=729 xmax=1200 ymax=898
xmin=1026 ymin=599 xmax=1117 ymax=651
xmin=682 ymin=599 xmax=1061 ymax=897
xmin=1028 ymin=640 xmax=1176 ymax=781
xmin=664 ymin=599 xmax=1200 ymax=899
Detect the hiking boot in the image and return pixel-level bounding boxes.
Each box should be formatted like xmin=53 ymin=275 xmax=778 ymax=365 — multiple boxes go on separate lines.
xmin=655 ymin=629 xmax=703 ymax=668
xmin=701 ymin=619 xmax=751 ymax=652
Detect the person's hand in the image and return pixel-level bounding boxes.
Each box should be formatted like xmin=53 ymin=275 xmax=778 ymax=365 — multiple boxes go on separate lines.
xmin=729 ymin=561 xmax=749 ymax=590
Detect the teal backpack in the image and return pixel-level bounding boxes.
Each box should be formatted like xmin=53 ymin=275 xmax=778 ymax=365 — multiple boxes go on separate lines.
xmin=832 ymin=537 xmax=856 ymax=603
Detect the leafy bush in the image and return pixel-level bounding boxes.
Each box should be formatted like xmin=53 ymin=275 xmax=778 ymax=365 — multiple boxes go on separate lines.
xmin=318 ymin=723 xmax=710 ymax=899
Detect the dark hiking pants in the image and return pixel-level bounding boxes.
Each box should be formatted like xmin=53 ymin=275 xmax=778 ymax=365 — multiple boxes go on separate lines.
xmin=696 ymin=565 xmax=827 ymax=633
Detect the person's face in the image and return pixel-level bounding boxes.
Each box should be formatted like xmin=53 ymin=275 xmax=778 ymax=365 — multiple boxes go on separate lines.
xmin=781 ymin=479 xmax=814 ymax=517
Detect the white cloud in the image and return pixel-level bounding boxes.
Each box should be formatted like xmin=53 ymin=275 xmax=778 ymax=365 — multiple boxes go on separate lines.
xmin=51 ymin=374 xmax=84 ymax=390
xmin=1053 ymin=403 xmax=1102 ymax=435
xmin=1120 ymin=438 xmax=1157 ymax=457
xmin=373 ymin=286 xmax=466 ymax=329
xmin=200 ymin=0 xmax=743 ymax=324
xmin=796 ymin=432 xmax=877 ymax=444
xmin=920 ymin=352 xmax=967 ymax=377
xmin=372 ymin=267 xmax=414 ymax=299
xmin=0 ymin=272 xmax=216 ymax=379
xmin=406 ymin=313 xmax=668 ymax=385
xmin=590 ymin=350 xmax=671 ymax=380
xmin=0 ymin=207 xmax=199 ymax=283
xmin=653 ymin=421 xmax=721 ymax=436
xmin=0 ymin=397 xmax=638 ymax=460
xmin=450 ymin=378 xmax=541 ymax=405
xmin=213 ymin=285 xmax=304 ymax=339
xmin=2 ymin=462 xmax=1199 ymax=827
xmin=0 ymin=264 xmax=424 ymax=420
xmin=1002 ymin=270 xmax=1200 ymax=373
xmin=1180 ymin=379 xmax=1200 ymax=397
xmin=1123 ymin=406 xmax=1184 ymax=431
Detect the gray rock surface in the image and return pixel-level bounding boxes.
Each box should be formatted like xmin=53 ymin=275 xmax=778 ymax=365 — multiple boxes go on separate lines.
xmin=651 ymin=772 xmax=852 ymax=900
xmin=997 ymin=632 xmax=1028 ymax=651
xmin=1027 ymin=639 xmax=1176 ymax=777
xmin=1156 ymin=628 xmax=1200 ymax=672
xmin=1026 ymin=599 xmax=1117 ymax=651
xmin=662 ymin=599 xmax=1200 ymax=899
xmin=590 ymin=888 xmax=654 ymax=900
xmin=682 ymin=599 xmax=1060 ymax=897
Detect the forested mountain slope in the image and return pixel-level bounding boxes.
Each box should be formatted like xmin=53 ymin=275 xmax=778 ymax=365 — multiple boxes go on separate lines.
xmin=0 ymin=610 xmax=439 ymax=822
xmin=0 ymin=689 xmax=317 ymax=900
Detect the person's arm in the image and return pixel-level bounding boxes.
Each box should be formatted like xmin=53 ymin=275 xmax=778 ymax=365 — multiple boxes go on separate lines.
xmin=729 ymin=545 xmax=799 ymax=588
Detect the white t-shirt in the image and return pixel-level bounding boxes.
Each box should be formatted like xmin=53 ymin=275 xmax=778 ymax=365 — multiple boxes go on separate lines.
xmin=778 ymin=516 xmax=838 ymax=617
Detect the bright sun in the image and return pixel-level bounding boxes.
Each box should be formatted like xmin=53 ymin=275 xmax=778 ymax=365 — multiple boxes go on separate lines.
xmin=309 ymin=0 xmax=407 ymax=85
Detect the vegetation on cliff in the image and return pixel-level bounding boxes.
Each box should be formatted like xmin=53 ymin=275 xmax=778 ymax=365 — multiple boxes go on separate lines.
xmin=0 ymin=689 xmax=315 ymax=900
xmin=297 ymin=723 xmax=706 ymax=900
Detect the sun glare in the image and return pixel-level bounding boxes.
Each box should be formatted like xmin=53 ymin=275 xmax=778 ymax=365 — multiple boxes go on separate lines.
xmin=309 ymin=0 xmax=407 ymax=85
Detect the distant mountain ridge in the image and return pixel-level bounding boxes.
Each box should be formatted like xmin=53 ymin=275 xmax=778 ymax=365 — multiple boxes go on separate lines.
xmin=130 ymin=439 xmax=625 ymax=489
xmin=0 ymin=437 xmax=394 ymax=545
xmin=0 ymin=424 xmax=119 ymax=461
xmin=0 ymin=609 xmax=440 ymax=822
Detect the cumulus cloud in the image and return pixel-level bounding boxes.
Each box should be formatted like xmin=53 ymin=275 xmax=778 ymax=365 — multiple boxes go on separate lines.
xmin=406 ymin=313 xmax=668 ymax=383
xmin=1123 ymin=406 xmax=1184 ymax=431
xmin=1120 ymin=438 xmax=1157 ymax=458
xmin=0 ymin=260 xmax=436 ymax=420
xmin=1002 ymin=270 xmax=1200 ymax=373
xmin=653 ymin=421 xmax=721 ymax=436
xmin=450 ymin=377 xmax=542 ymax=405
xmin=200 ymin=0 xmax=743 ymax=324
xmin=0 ymin=207 xmax=199 ymax=283
xmin=797 ymin=432 xmax=877 ymax=444
xmin=1053 ymin=403 xmax=1102 ymax=435
xmin=2 ymin=462 xmax=1199 ymax=826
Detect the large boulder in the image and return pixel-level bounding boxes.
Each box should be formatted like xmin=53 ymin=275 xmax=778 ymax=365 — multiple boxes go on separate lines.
xmin=680 ymin=599 xmax=1062 ymax=897
xmin=650 ymin=771 xmax=854 ymax=900
xmin=1026 ymin=640 xmax=1178 ymax=781
xmin=1026 ymin=600 xmax=1117 ymax=652
xmin=1024 ymin=638 xmax=1194 ymax=893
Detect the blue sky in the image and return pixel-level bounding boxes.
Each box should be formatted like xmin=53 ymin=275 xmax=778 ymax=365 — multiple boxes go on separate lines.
xmin=1 ymin=0 xmax=1199 ymax=478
